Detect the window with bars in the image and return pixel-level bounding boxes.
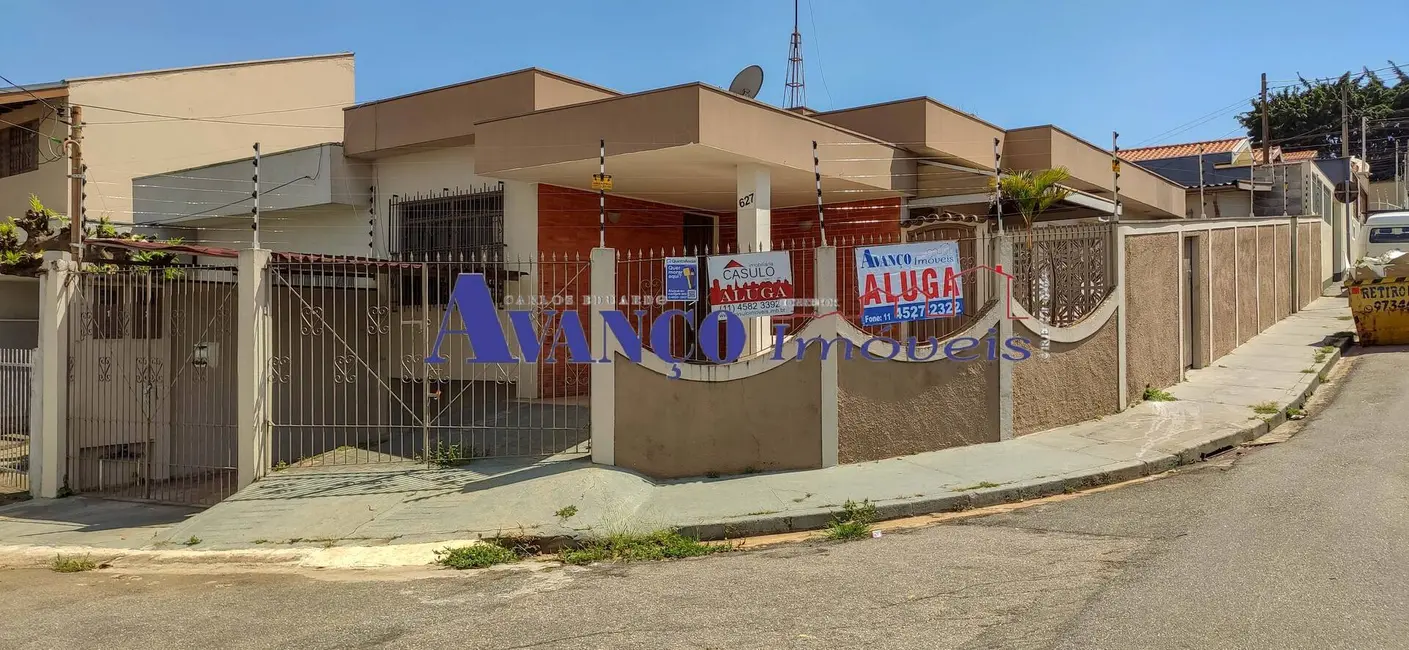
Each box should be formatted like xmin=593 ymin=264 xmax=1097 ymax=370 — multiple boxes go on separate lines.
xmin=390 ymin=184 xmax=505 ymax=258
xmin=0 ymin=120 xmax=39 ymax=179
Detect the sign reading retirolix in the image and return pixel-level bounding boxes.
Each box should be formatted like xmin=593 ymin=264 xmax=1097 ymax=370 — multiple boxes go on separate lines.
xmin=426 ymin=274 xmax=1033 ymax=378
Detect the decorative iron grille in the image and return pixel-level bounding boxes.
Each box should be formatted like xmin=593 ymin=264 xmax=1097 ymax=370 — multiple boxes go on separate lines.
xmin=389 ymin=183 xmax=505 ymax=258
xmin=1010 ymin=224 xmax=1115 ymax=327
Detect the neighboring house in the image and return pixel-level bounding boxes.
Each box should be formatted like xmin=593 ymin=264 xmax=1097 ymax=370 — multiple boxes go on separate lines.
xmin=133 ymin=67 xmax=1189 ymax=265
xmin=0 ymin=53 xmax=356 ymax=348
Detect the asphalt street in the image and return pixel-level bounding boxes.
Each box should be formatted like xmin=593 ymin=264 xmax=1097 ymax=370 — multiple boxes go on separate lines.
xmin=2 ymin=347 xmax=1406 ymax=650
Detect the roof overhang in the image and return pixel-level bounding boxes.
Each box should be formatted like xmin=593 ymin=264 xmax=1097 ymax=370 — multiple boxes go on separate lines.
xmin=342 ymin=68 xmax=618 ymax=158
xmin=1004 ymin=125 xmax=1186 ymax=219
xmin=813 ymin=97 xmax=1003 ymax=170
xmin=472 ymin=84 xmax=916 ymax=212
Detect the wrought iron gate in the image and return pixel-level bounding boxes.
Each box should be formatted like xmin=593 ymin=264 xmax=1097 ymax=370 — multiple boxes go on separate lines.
xmin=65 ymin=265 xmax=239 ymax=506
xmin=0 ymin=348 xmax=32 ymax=494
xmin=266 ymin=255 xmax=590 ymax=469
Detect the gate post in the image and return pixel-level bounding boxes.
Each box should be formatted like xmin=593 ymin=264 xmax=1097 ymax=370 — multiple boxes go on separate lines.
xmin=31 ymin=251 xmax=74 ymax=498
xmin=589 ymin=247 xmax=616 ymax=466
xmin=236 ymin=249 xmax=272 ymax=489
xmin=995 ymin=235 xmax=1015 ymax=441
xmin=816 ymin=245 xmax=839 ymax=468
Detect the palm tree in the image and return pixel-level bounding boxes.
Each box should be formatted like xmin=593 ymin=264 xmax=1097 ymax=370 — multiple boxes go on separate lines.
xmin=990 ymin=167 xmax=1073 ymax=244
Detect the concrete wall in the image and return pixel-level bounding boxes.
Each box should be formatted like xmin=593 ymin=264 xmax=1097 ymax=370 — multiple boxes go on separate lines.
xmin=1236 ymin=228 xmax=1258 ymax=345
xmin=0 ymin=102 xmax=68 ymax=220
xmin=1013 ymin=318 xmax=1119 ymax=436
xmin=0 ymin=279 xmax=39 ymax=349
xmin=1257 ymin=225 xmax=1276 ymax=330
xmin=190 ymin=205 xmax=375 ymax=260
xmin=1124 ymin=232 xmax=1181 ymax=400
xmin=837 ymin=345 xmax=997 ymax=462
xmin=1210 ymin=229 xmax=1238 ymax=361
xmin=69 ymin=54 xmax=354 ymax=224
xmin=612 ymin=349 xmax=823 ymax=479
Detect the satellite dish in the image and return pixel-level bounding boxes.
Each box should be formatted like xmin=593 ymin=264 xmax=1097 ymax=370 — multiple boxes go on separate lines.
xmin=728 ymin=65 xmax=765 ymax=99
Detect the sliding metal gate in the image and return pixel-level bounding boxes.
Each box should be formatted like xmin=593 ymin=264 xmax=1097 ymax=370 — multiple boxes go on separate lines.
xmin=65 ymin=265 xmax=240 ymax=506
xmin=266 ymin=255 xmax=590 ymax=469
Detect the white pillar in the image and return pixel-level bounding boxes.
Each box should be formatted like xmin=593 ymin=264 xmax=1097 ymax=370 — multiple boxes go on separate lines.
xmin=815 ymin=245 xmax=838 ymax=467
xmin=736 ymin=164 xmax=772 ymax=356
xmin=236 ymin=249 xmax=272 ymax=490
xmin=995 ymin=236 xmax=1014 ymax=440
xmin=589 ymin=247 xmax=616 ymax=466
xmin=31 ymin=252 xmax=73 ymax=498
xmin=504 ymin=181 xmax=540 ymax=398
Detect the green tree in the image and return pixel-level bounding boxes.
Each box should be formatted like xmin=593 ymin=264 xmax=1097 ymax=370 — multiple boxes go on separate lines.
xmin=991 ymin=167 xmax=1073 ymax=242
xmin=1240 ymin=63 xmax=1409 ymax=182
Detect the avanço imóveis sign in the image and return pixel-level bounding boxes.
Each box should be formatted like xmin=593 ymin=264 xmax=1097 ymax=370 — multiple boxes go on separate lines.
xmin=855 ymin=241 xmax=964 ymax=326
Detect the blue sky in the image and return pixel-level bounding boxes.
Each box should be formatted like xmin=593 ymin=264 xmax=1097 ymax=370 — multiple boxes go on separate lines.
xmin=4 ymin=0 xmax=1405 ymax=148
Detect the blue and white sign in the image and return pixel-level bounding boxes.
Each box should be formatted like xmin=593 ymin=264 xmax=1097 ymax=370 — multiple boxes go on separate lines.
xmin=664 ymin=257 xmax=699 ymax=302
xmin=855 ymin=241 xmax=964 ymax=327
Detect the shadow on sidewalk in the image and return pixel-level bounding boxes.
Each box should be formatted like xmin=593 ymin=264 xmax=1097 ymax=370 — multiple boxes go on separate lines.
xmin=0 ymin=496 xmax=196 ymax=534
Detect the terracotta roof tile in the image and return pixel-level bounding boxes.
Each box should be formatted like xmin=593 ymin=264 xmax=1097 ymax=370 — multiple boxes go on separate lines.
xmin=1121 ymin=138 xmax=1245 ymax=162
xmin=1282 ymin=149 xmax=1320 ymax=162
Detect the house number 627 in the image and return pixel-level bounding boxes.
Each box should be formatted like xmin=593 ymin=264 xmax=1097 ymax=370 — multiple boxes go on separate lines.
xmin=738 ymin=193 xmax=755 ymax=209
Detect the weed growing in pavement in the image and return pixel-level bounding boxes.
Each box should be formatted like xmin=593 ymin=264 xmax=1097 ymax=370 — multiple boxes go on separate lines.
xmin=1251 ymin=401 xmax=1281 ymax=415
xmin=554 ymin=505 xmax=578 ymax=521
xmin=435 ymin=543 xmax=519 ymax=570
xmin=1143 ymin=386 xmax=1177 ymax=402
xmin=182 ymin=536 xmax=201 ymax=546
xmin=559 ymin=529 xmax=729 ymax=565
xmin=792 ymin=492 xmax=813 ymax=503
xmin=50 ymin=554 xmax=97 ymax=573
xmin=424 ymin=442 xmax=469 ymax=467
xmin=958 ymin=481 xmax=1002 ymax=491
xmin=1301 ymin=368 xmax=1316 ymax=373
xmin=1286 ymin=407 xmax=1305 ymax=418
xmin=824 ymin=499 xmax=878 ymax=541
xmin=1336 ymin=315 xmax=1353 ymax=321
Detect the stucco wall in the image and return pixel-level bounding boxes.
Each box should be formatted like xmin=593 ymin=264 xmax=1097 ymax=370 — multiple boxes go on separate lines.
xmin=1124 ymin=232 xmax=1180 ymax=401
xmin=0 ymin=102 xmax=68 ymax=220
xmin=1195 ymin=233 xmax=1211 ymax=368
xmin=1298 ymin=222 xmax=1314 ymax=307
xmin=613 ymin=351 xmax=823 ymax=479
xmin=1013 ymin=318 xmax=1118 ymax=436
xmin=70 ymin=54 xmax=355 ymax=224
xmin=1236 ymin=228 xmax=1258 ymax=344
xmin=1210 ymin=229 xmax=1238 ymax=361
xmin=1257 ymin=226 xmax=1276 ymax=330
xmin=0 ymin=279 xmax=39 ymax=349
xmin=1275 ymin=224 xmax=1291 ymax=319
xmin=837 ymin=347 xmax=996 ymax=463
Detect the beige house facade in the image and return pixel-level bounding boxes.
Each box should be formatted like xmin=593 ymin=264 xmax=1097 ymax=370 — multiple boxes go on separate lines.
xmin=0 ymin=53 xmax=355 ymax=348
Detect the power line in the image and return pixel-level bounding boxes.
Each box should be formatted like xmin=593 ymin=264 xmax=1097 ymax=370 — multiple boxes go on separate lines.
xmin=0 ymin=71 xmax=66 ymax=119
xmin=74 ymin=103 xmax=342 ymax=129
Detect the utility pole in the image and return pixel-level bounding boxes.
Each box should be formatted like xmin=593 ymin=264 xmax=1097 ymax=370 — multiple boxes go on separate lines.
xmin=1361 ymin=115 xmax=1369 ymax=163
xmin=993 ymin=137 xmax=1003 ymax=235
xmin=1261 ymin=73 xmax=1271 ymax=166
xmin=1111 ymin=131 xmax=1121 ymax=223
xmin=251 ymin=143 xmax=261 ymax=249
xmin=1341 ymin=80 xmax=1351 ymax=276
xmin=66 ymin=105 xmax=84 ymax=259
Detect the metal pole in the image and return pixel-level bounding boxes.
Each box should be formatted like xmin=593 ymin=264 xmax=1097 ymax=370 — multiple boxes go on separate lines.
xmin=67 ymin=105 xmax=84 ymax=258
xmin=1198 ymin=144 xmax=1206 ymax=218
xmin=598 ymin=139 xmax=606 ymax=248
xmin=1361 ymin=115 xmax=1368 ymax=163
xmin=251 ymin=142 xmax=261 ymax=249
xmin=1111 ymin=131 xmax=1121 ymax=223
xmin=993 ymin=137 xmax=1003 ymax=235
xmin=1261 ymin=73 xmax=1271 ymax=167
xmin=812 ymin=140 xmax=826 ymax=246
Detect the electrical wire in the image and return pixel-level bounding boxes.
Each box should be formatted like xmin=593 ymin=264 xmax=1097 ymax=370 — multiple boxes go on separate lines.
xmin=74 ymin=103 xmax=342 ymax=129
xmin=0 ymin=71 xmax=66 ymax=120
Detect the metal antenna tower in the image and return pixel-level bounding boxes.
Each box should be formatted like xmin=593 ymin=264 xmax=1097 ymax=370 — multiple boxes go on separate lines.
xmin=784 ymin=0 xmax=806 ymax=109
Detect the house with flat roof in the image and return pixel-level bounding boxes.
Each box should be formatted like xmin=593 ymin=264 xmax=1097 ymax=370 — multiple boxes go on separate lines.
xmin=131 ymin=66 xmax=1188 ymax=268
xmin=0 ymin=53 xmax=356 ymax=348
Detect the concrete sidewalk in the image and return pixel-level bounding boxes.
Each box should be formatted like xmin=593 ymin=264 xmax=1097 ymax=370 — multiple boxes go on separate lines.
xmin=0 ymin=298 xmax=1353 ymax=559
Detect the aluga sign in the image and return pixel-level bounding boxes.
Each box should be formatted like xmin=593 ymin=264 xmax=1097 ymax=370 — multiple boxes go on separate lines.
xmin=426 ymin=274 xmax=1034 ymax=378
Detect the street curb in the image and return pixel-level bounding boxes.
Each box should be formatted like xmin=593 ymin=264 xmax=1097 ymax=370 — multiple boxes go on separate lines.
xmin=0 ymin=336 xmax=1353 ymax=568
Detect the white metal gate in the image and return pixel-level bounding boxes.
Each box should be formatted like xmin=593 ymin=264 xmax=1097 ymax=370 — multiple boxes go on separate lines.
xmin=0 ymin=348 xmax=32 ymax=495
xmin=65 ymin=265 xmax=239 ymax=506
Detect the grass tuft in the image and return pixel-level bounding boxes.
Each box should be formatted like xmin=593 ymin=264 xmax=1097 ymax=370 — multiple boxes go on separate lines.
xmin=824 ymin=499 xmax=878 ymax=541
xmin=554 ymin=505 xmax=578 ymax=521
xmin=435 ymin=543 xmax=521 ymax=570
xmin=559 ymin=529 xmax=728 ymax=565
xmin=1143 ymin=386 xmax=1176 ymax=402
xmin=50 ymin=554 xmax=98 ymax=573
xmin=1251 ymin=401 xmax=1281 ymax=415
xmin=958 ymin=481 xmax=1002 ymax=491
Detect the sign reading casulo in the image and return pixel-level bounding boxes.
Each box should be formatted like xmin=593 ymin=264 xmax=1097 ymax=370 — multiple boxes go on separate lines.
xmin=706 ymin=251 xmax=794 ymax=317
xmin=426 ymin=273 xmax=1033 ymax=379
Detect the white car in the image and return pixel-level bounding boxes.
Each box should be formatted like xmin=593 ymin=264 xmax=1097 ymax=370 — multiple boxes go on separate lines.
xmin=1365 ymin=211 xmax=1409 ymax=258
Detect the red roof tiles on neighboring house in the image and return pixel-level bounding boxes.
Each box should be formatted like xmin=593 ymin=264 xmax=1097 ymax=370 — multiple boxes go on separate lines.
xmin=1121 ymin=138 xmax=1245 ymax=162
xmin=1282 ymin=149 xmax=1320 ymax=162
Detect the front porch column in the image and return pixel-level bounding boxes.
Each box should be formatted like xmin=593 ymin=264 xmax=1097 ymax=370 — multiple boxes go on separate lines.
xmin=736 ymin=164 xmax=772 ymax=356
xmin=236 ymin=248 xmax=272 ymax=490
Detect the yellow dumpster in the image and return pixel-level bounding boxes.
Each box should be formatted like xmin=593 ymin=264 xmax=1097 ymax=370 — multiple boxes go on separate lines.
xmin=1347 ymin=276 xmax=1409 ymax=345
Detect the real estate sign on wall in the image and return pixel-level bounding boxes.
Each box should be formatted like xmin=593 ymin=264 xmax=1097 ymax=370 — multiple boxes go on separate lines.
xmin=855 ymin=241 xmax=964 ymax=326
xmin=664 ymin=257 xmax=699 ymax=302
xmin=707 ymin=251 xmax=794 ymax=317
